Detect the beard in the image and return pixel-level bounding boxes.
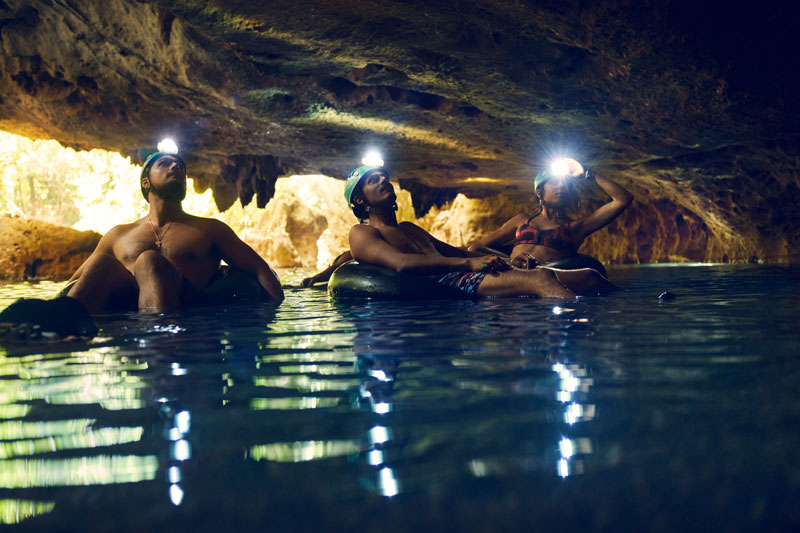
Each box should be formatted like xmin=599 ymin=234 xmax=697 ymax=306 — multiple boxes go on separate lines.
xmin=149 ymin=180 xmax=187 ymax=202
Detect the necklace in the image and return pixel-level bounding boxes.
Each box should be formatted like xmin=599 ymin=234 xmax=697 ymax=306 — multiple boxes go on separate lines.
xmin=148 ymin=216 xmax=173 ymax=250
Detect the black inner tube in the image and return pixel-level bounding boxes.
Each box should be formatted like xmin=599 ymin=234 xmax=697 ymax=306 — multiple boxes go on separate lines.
xmin=540 ymin=254 xmax=607 ymax=278
xmin=328 ymin=262 xmax=472 ymax=300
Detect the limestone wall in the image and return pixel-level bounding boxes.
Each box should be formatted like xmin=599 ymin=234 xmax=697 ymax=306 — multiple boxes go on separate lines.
xmin=214 ymin=174 xmax=408 ymax=270
xmin=0 ymin=215 xmax=100 ymax=280
xmin=1 ymin=171 xmax=791 ymax=283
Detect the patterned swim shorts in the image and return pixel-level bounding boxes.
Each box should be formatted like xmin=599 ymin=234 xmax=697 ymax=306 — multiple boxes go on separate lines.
xmin=435 ymin=270 xmax=487 ymax=295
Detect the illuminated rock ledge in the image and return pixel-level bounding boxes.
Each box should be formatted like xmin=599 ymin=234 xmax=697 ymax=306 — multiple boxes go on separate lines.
xmin=0 ymin=216 xmax=100 ymax=281
xmin=0 ymin=1 xmax=798 ymax=263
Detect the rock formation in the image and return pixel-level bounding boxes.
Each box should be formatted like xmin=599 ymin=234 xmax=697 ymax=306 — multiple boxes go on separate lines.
xmin=0 ymin=215 xmax=101 ymax=280
xmin=1 ymin=0 xmax=798 ymax=262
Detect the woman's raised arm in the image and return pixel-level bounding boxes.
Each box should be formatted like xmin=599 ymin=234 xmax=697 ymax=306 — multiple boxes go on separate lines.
xmin=573 ymin=173 xmax=632 ymax=240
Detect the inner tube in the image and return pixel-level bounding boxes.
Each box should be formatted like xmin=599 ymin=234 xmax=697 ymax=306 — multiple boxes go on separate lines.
xmin=197 ymin=266 xmax=273 ymax=304
xmin=328 ymin=261 xmax=472 ymax=300
xmin=0 ymin=296 xmax=97 ymax=340
xmin=540 ymin=253 xmax=607 ymax=278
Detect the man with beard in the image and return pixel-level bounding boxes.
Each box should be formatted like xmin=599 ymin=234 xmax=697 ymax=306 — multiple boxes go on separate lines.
xmin=64 ymin=151 xmax=284 ymax=312
xmin=346 ymin=165 xmax=614 ymax=299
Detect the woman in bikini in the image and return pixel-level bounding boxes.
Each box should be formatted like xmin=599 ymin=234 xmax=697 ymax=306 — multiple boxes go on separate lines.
xmin=470 ymin=158 xmax=632 ymax=275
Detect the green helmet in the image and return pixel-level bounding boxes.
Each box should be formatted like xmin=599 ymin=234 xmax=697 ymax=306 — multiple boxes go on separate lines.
xmin=534 ymin=168 xmax=553 ymax=190
xmin=140 ymin=151 xmax=186 ymax=202
xmin=344 ymin=165 xmax=388 ymax=219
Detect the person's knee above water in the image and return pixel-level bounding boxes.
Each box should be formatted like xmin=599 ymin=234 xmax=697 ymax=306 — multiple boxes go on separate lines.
xmin=344 ymin=163 xmax=610 ymax=298
xmin=65 ymin=148 xmax=284 ymax=313
xmin=469 ymin=158 xmax=633 ymax=270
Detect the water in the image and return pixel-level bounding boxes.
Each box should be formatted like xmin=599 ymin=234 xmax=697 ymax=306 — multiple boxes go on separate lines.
xmin=1 ymin=265 xmax=799 ymax=531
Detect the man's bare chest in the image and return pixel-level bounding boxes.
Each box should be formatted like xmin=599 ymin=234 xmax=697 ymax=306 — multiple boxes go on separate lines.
xmin=381 ymin=227 xmax=435 ymax=255
xmin=115 ymin=225 xmax=216 ymax=266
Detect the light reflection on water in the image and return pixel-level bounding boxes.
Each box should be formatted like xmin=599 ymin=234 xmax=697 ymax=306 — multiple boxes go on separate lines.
xmin=0 ymin=266 xmax=799 ymax=528
xmin=0 ymin=455 xmax=159 ymax=488
xmin=0 ymin=500 xmax=55 ymax=525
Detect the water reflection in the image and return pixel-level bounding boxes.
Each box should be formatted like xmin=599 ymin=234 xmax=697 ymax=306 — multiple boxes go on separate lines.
xmin=0 ymin=455 xmax=158 ymax=487
xmin=250 ymin=397 xmax=340 ymax=410
xmin=0 ymin=343 xmax=156 ymax=512
xmin=434 ymin=301 xmax=602 ymax=481
xmin=0 ymin=349 xmax=149 ymax=410
xmin=0 ymin=426 xmax=144 ymax=459
xmin=250 ymin=440 xmax=363 ymax=462
xmin=166 ymin=408 xmax=191 ymax=505
xmin=551 ymin=360 xmax=596 ymax=476
xmin=351 ymin=313 xmax=403 ymax=498
xmin=246 ymin=296 xmax=363 ymax=466
xmin=2 ymin=267 xmax=797 ymax=528
xmin=0 ymin=296 xmax=272 ymax=522
xmin=0 ymin=500 xmax=55 ymax=524
xmin=243 ymin=297 xmax=406 ymax=496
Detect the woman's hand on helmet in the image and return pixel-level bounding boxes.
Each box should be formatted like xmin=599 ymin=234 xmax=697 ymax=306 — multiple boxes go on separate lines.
xmin=562 ymin=157 xmax=585 ymax=177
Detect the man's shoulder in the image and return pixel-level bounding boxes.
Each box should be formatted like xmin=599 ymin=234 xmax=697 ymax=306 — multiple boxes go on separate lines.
xmin=349 ymin=223 xmax=380 ymax=237
xmin=348 ymin=224 xmax=383 ymax=248
xmin=180 ymin=213 xmax=213 ymax=224
xmin=398 ymin=220 xmax=432 ymax=238
xmin=182 ymin=215 xmax=229 ymax=231
xmin=95 ymin=219 xmax=143 ymax=249
xmin=104 ymin=219 xmax=143 ymax=237
xmin=398 ymin=220 xmax=423 ymax=230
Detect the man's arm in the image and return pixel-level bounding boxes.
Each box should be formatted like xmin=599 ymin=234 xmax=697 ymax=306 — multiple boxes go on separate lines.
xmin=67 ymin=225 xmax=124 ymax=282
xmin=349 ymin=224 xmax=504 ymax=274
xmin=209 ymin=220 xmax=284 ymax=302
xmin=301 ymin=251 xmax=353 ymax=286
xmin=400 ymin=222 xmax=491 ymax=259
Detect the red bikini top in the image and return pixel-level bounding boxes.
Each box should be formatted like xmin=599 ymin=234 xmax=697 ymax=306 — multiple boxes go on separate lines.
xmin=515 ymin=217 xmax=578 ymax=255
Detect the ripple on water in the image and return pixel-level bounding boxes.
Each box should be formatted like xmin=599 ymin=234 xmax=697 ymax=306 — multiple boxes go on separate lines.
xmin=0 ymin=266 xmax=799 ymax=529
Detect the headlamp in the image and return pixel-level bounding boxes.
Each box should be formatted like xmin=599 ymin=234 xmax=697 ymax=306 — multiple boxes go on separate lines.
xmin=549 ymin=157 xmax=584 ymax=178
xmin=551 ymin=159 xmax=570 ymax=177
xmin=157 ymin=138 xmax=179 ymax=154
xmin=361 ymin=150 xmax=384 ymax=168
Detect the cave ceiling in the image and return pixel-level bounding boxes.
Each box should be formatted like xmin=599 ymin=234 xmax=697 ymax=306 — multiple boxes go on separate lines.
xmin=0 ymin=0 xmax=798 ymax=259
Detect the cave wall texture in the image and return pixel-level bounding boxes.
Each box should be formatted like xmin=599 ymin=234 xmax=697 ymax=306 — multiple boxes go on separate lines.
xmin=1 ymin=0 xmax=798 ymax=263
xmin=0 ymin=215 xmax=100 ymax=279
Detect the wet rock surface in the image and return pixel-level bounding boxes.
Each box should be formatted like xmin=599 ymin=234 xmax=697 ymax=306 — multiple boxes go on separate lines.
xmin=0 ymin=1 xmax=798 ymax=262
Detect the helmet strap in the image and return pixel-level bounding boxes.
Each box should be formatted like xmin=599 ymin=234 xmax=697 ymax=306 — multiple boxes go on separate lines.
xmin=364 ymin=202 xmax=398 ymax=214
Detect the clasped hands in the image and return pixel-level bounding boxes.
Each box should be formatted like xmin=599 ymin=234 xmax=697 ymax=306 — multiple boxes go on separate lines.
xmin=471 ymin=253 xmax=539 ymax=274
xmin=510 ymin=252 xmax=538 ymax=270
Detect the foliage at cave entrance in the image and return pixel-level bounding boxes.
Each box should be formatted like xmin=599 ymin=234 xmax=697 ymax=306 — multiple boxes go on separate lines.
xmin=0 ymin=131 xmax=146 ymax=232
xmin=0 ymin=131 xmax=250 ymax=235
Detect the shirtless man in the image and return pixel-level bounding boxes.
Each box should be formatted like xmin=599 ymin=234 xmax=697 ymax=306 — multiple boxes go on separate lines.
xmin=345 ymin=166 xmax=611 ymax=298
xmin=66 ymin=151 xmax=283 ymax=313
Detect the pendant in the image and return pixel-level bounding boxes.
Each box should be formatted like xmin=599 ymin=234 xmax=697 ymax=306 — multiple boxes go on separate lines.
xmin=155 ymin=240 xmax=161 ymax=248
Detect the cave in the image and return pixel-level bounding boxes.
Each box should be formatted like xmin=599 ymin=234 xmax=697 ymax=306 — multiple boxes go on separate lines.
xmin=1 ymin=0 xmax=798 ymax=265
xmin=3 ymin=3 xmax=800 ymax=530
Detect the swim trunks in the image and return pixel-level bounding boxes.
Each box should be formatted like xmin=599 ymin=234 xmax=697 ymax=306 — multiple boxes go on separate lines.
xmin=435 ymin=270 xmax=487 ymax=295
